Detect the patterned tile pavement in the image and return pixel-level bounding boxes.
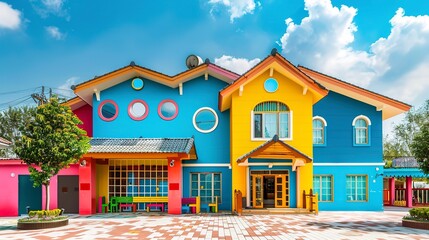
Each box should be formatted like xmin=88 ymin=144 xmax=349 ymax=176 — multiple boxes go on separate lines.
xmin=0 ymin=209 xmax=428 ymax=240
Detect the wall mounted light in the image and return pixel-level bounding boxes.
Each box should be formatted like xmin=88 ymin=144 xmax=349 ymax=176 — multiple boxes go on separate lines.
xmin=10 ymin=172 xmax=15 ymax=178
xmin=169 ymin=160 xmax=175 ymax=167
xmin=80 ymin=160 xmax=87 ymax=167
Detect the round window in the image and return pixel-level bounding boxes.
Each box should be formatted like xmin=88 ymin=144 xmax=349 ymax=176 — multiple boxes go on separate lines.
xmin=131 ymin=78 xmax=144 ymax=90
xmin=98 ymin=100 xmax=118 ymax=121
xmin=193 ymin=107 xmax=218 ymax=133
xmin=158 ymin=100 xmax=178 ymax=120
xmin=264 ymin=78 xmax=279 ymax=93
xmin=128 ymin=100 xmax=149 ymax=120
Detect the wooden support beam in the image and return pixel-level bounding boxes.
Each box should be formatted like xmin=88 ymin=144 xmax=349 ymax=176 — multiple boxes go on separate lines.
xmin=303 ymin=86 xmax=308 ymax=95
xmin=269 ymin=67 xmax=274 ymax=77
xmin=205 ymin=72 xmax=208 ymax=80
xmin=239 ymin=85 xmax=244 ymax=97
xmin=179 ymin=83 xmax=183 ymax=95
xmin=94 ymin=89 xmax=100 ymax=101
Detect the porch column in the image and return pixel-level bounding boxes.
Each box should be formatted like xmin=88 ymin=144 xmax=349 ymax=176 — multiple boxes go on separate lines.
xmin=167 ymin=157 xmax=182 ymax=214
xmin=79 ymin=157 xmax=96 ymax=215
xmin=389 ymin=177 xmax=395 ymax=206
xmin=405 ymin=177 xmax=413 ymax=208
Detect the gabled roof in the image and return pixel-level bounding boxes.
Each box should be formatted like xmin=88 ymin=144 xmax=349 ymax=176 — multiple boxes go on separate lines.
xmin=73 ymin=62 xmax=240 ymax=106
xmin=298 ymin=66 xmax=412 ymax=120
xmin=85 ymin=137 xmax=197 ymax=160
xmin=0 ymin=137 xmax=11 ymax=149
xmin=219 ymin=50 xmax=328 ymax=111
xmin=62 ymin=97 xmax=88 ymax=111
xmin=237 ymin=135 xmax=312 ymax=163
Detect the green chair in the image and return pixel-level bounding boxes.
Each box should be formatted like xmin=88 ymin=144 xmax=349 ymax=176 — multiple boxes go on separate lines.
xmin=110 ymin=197 xmax=119 ymax=213
xmin=101 ymin=196 xmax=109 ymax=213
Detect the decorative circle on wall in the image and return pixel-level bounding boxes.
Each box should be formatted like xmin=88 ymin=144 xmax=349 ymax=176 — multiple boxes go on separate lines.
xmin=158 ymin=100 xmax=178 ymax=121
xmin=128 ymin=100 xmax=149 ymax=121
xmin=193 ymin=107 xmax=218 ymax=133
xmin=98 ymin=100 xmax=119 ymax=121
xmin=131 ymin=78 xmax=144 ymax=90
xmin=264 ymin=78 xmax=279 ymax=93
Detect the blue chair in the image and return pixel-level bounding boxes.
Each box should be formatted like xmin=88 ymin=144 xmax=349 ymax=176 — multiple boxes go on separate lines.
xmin=182 ymin=205 xmax=190 ymax=214
xmin=200 ymin=203 xmax=210 ymax=213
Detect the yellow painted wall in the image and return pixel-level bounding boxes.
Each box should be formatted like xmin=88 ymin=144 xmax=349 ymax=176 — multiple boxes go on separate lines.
xmin=230 ymin=69 xmax=315 ymax=208
xmin=96 ymin=164 xmax=109 ymax=203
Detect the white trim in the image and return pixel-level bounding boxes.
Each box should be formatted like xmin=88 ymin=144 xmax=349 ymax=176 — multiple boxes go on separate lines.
xmin=182 ymin=163 xmax=230 ymax=167
xmin=313 ymin=116 xmax=327 ymax=127
xmin=192 ymin=107 xmax=219 ymax=133
xmin=250 ymin=110 xmax=293 ymax=141
xmin=238 ymin=162 xmax=293 ymax=167
xmin=179 ymin=83 xmax=183 ymax=95
xmin=296 ymin=167 xmax=300 ymax=208
xmin=352 ymin=115 xmax=371 ymax=126
xmin=313 ymin=162 xmax=384 ymax=166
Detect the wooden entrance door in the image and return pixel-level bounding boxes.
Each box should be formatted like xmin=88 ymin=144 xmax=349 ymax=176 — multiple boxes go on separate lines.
xmin=275 ymin=175 xmax=288 ymax=207
xmin=252 ymin=175 xmax=263 ymax=208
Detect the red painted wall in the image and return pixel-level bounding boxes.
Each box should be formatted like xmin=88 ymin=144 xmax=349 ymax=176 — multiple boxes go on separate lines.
xmin=0 ymin=160 xmax=79 ymax=216
xmin=73 ymin=104 xmax=93 ymax=137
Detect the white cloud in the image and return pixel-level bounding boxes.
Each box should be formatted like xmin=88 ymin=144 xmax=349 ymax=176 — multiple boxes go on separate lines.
xmin=0 ymin=2 xmax=21 ymax=30
xmin=209 ymin=0 xmax=260 ymax=23
xmin=31 ymin=0 xmax=68 ymax=18
xmin=45 ymin=26 xmax=65 ymax=40
xmin=279 ymin=0 xmax=429 ymax=110
xmin=42 ymin=0 xmax=64 ymax=12
xmin=214 ymin=55 xmax=260 ymax=74
xmin=58 ymin=77 xmax=78 ymax=99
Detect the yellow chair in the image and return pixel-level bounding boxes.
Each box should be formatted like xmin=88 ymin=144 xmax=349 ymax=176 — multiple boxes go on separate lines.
xmin=208 ymin=196 xmax=218 ymax=213
xmin=189 ymin=196 xmax=200 ymax=213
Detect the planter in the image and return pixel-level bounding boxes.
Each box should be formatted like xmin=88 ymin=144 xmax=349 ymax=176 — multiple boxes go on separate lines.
xmin=402 ymin=219 xmax=429 ymax=230
xmin=17 ymin=218 xmax=69 ymax=230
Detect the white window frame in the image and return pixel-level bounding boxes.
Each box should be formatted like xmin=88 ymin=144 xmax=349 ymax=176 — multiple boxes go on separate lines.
xmin=312 ymin=116 xmax=327 ymax=145
xmin=250 ymin=110 xmax=293 ymax=141
xmin=193 ymin=107 xmax=219 ymax=133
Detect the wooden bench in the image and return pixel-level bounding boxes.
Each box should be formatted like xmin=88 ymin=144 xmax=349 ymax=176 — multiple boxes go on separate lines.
xmin=133 ymin=196 xmax=168 ymax=212
xmin=114 ymin=196 xmax=136 ymax=212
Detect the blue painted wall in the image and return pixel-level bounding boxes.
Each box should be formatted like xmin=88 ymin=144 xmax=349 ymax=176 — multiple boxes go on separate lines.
xmin=92 ymin=76 xmax=230 ymax=164
xmin=313 ymin=92 xmax=383 ymax=163
xmin=182 ymin=167 xmax=232 ymax=210
xmin=314 ymin=165 xmax=384 ymax=211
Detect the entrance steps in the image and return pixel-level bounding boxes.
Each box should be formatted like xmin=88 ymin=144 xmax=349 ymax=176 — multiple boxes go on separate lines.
xmin=241 ymin=208 xmax=311 ymax=215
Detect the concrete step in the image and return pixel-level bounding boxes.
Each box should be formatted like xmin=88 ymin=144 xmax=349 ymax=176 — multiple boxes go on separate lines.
xmin=241 ymin=208 xmax=311 ymax=215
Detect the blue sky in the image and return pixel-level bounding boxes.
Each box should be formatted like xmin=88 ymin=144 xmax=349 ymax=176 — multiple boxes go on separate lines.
xmin=1 ymin=0 xmax=429 ymax=135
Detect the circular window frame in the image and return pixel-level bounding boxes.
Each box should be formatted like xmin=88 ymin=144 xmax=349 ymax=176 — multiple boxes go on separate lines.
xmin=128 ymin=100 xmax=149 ymax=121
xmin=158 ymin=99 xmax=179 ymax=121
xmin=98 ymin=100 xmax=119 ymax=122
xmin=264 ymin=78 xmax=279 ymax=93
xmin=192 ymin=107 xmax=219 ymax=133
xmin=131 ymin=78 xmax=144 ymax=90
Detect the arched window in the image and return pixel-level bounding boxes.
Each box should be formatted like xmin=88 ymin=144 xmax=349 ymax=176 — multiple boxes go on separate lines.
xmin=313 ymin=116 xmax=327 ymax=145
xmin=352 ymin=115 xmax=371 ymax=146
xmin=253 ymin=101 xmax=291 ymax=139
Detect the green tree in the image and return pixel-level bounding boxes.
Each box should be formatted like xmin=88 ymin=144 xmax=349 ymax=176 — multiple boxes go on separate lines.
xmin=0 ymin=106 xmax=36 ymax=158
xmin=384 ymin=99 xmax=429 ymax=163
xmin=411 ymin=121 xmax=429 ymax=174
xmin=15 ymin=96 xmax=90 ymax=210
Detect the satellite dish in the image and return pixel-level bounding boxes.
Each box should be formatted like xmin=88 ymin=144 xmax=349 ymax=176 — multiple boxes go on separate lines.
xmin=186 ymin=54 xmax=203 ymax=69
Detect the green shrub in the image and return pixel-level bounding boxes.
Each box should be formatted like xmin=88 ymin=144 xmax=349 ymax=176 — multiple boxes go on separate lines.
xmin=408 ymin=207 xmax=429 ymax=221
xmin=28 ymin=209 xmax=62 ymax=219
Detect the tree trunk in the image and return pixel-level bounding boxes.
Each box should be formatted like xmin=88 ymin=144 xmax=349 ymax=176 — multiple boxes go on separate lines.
xmin=45 ymin=183 xmax=50 ymax=210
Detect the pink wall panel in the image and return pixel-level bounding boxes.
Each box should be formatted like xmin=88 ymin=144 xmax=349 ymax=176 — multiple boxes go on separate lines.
xmin=73 ymin=104 xmax=93 ymax=137
xmin=0 ymin=161 xmax=79 ymax=217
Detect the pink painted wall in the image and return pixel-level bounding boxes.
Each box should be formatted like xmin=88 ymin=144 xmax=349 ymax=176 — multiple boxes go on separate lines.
xmin=167 ymin=157 xmax=182 ymax=214
xmin=73 ymin=104 xmax=93 ymax=137
xmin=79 ymin=157 xmax=96 ymax=215
xmin=0 ymin=160 xmax=79 ymax=216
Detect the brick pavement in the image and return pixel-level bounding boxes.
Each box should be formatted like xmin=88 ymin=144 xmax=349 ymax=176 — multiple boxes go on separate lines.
xmin=0 ymin=210 xmax=428 ymax=240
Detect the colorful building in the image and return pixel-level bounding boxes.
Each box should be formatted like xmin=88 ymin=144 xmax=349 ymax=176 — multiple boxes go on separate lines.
xmin=0 ymin=50 xmax=411 ymax=216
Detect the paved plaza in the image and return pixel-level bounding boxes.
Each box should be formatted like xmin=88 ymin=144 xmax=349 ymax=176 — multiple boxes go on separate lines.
xmin=0 ymin=209 xmax=428 ymax=240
